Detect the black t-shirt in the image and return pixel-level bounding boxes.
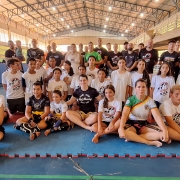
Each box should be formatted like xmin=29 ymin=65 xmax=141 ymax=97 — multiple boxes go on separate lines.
xmin=160 ymin=51 xmax=179 ymax=75
xmin=5 ymin=49 xmax=16 ymax=58
xmin=108 ymin=52 xmax=122 ymax=67
xmin=27 ymin=48 xmax=44 ymax=59
xmin=27 ymin=94 xmax=50 ymax=112
xmin=124 ymin=51 xmax=138 ymax=71
xmin=94 ymin=47 xmax=108 ymax=60
xmin=73 ymin=87 xmax=99 ymax=113
xmin=46 ymin=51 xmax=64 ymax=66
xmin=139 ymin=48 xmax=158 ymax=74
xmin=121 ymin=50 xmax=128 ymax=57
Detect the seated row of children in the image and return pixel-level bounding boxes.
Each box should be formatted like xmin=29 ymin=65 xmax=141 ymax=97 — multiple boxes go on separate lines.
xmin=0 ymin=56 xmax=180 ymax=146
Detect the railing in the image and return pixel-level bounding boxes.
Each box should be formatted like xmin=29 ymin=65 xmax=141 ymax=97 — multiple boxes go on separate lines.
xmin=130 ymin=12 xmax=180 ymax=44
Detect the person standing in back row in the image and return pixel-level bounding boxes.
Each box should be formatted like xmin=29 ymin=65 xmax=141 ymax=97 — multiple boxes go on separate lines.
xmin=65 ymin=44 xmax=82 ymax=75
xmin=139 ymin=39 xmax=158 ymax=79
xmin=46 ymin=42 xmax=64 ymax=67
xmin=124 ymin=43 xmax=138 ymax=73
xmin=121 ymin=42 xmax=128 ymax=57
xmin=27 ymin=39 xmax=45 ymax=63
xmin=5 ymin=40 xmax=16 ymax=62
xmin=94 ymin=38 xmax=108 ymax=75
xmin=160 ymin=40 xmax=179 ymax=80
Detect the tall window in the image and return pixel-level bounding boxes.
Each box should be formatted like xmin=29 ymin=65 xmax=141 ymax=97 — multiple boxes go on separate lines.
xmin=0 ymin=28 xmax=8 ymax=42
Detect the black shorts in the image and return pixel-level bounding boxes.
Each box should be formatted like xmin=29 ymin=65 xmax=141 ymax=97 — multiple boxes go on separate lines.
xmin=0 ymin=125 xmax=5 ymax=135
xmin=124 ymin=120 xmax=161 ymax=134
xmin=102 ymin=121 xmax=110 ymax=126
xmin=7 ymin=97 xmax=25 ymax=114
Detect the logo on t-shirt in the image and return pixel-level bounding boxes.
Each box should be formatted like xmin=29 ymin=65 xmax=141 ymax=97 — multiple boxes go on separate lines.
xmin=143 ymin=53 xmax=151 ymax=62
xmin=104 ymin=106 xmax=116 ymax=119
xmin=99 ymin=86 xmax=105 ymax=97
xmin=54 ymin=86 xmax=62 ymax=91
xmin=126 ymin=99 xmax=130 ymax=105
xmin=158 ymin=82 xmax=168 ymax=96
xmin=164 ymin=57 xmax=175 ymax=62
xmin=173 ymin=113 xmax=180 ymax=125
xmin=78 ymin=94 xmax=92 ymax=104
xmin=31 ymin=51 xmax=37 ymax=56
xmin=112 ymin=56 xmax=119 ymax=64
xmin=54 ymin=55 xmax=59 ymax=59
xmin=34 ymin=103 xmax=41 ymax=109
xmin=97 ymin=50 xmax=102 ymax=55
xmin=9 ymin=78 xmax=21 ymax=90
xmin=55 ymin=108 xmax=61 ymax=114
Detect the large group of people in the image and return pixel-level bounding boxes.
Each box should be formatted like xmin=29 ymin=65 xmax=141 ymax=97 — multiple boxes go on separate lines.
xmin=0 ymin=37 xmax=180 ymax=148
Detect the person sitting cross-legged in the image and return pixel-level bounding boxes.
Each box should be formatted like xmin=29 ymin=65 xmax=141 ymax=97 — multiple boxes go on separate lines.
xmin=118 ymin=78 xmax=169 ymax=147
xmin=14 ymin=82 xmax=50 ymax=140
xmin=66 ymin=74 xmax=102 ymax=131
xmin=44 ymin=90 xmax=74 ymax=136
xmin=92 ymin=85 xmax=121 ymax=143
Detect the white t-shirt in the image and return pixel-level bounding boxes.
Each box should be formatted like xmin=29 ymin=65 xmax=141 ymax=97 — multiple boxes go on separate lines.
xmin=2 ymin=71 xmax=24 ymax=99
xmin=61 ymin=70 xmax=73 ymax=95
xmin=98 ymin=98 xmax=122 ymax=122
xmin=86 ymin=67 xmax=98 ymax=79
xmin=47 ymin=79 xmax=68 ymax=96
xmin=65 ymin=52 xmax=81 ymax=75
xmin=70 ymin=75 xmax=92 ymax=90
xmin=159 ymin=98 xmax=180 ymax=125
xmin=35 ymin=66 xmax=47 ymax=80
xmin=91 ymin=78 xmax=110 ymax=98
xmin=50 ymin=100 xmax=68 ymax=114
xmin=22 ymin=71 xmax=42 ymax=102
xmin=131 ymin=72 xmax=143 ymax=95
xmin=151 ymin=75 xmax=175 ymax=103
xmin=111 ymin=70 xmax=131 ymax=102
xmin=0 ymin=95 xmax=6 ymax=108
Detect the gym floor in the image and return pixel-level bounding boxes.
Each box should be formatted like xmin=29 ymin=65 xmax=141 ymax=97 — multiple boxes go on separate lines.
xmin=1 ymin=87 xmax=180 ymax=180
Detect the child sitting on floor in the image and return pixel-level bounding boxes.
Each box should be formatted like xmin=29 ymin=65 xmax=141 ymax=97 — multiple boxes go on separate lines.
xmin=14 ymin=82 xmax=50 ymax=140
xmin=44 ymin=90 xmax=73 ymax=136
xmin=91 ymin=85 xmax=121 ymax=143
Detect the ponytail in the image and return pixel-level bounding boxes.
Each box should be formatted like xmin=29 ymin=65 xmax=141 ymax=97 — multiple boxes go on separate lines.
xmin=69 ymin=67 xmax=74 ymax=76
xmin=142 ymin=69 xmax=151 ymax=88
xmin=103 ymin=97 xmax=109 ymax=109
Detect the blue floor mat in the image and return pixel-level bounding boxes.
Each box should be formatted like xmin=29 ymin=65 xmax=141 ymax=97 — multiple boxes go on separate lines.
xmin=1 ymin=123 xmax=180 ymax=158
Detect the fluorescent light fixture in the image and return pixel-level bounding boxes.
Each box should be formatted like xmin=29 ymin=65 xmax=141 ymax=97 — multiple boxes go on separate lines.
xmin=109 ymin=6 xmax=112 ymax=10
